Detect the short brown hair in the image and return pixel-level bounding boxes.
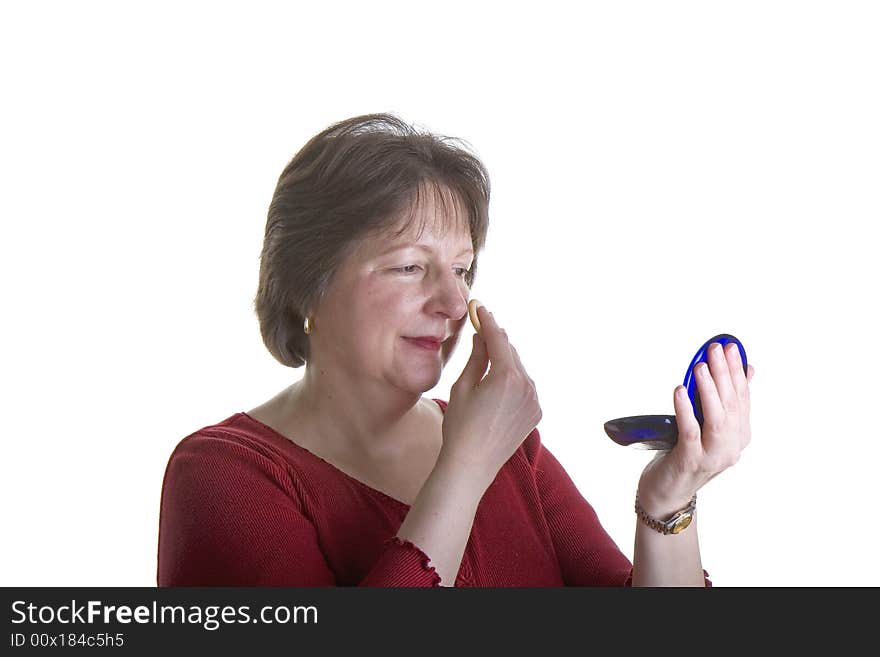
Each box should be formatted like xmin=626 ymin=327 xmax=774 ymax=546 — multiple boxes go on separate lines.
xmin=253 ymin=113 xmax=491 ymax=368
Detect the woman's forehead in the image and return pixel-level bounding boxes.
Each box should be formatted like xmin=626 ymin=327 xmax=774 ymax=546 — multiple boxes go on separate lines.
xmin=357 ymin=227 xmax=473 ymax=263
xmin=388 ymin=214 xmax=471 ymax=246
xmin=397 ymin=182 xmax=470 ymax=237
xmin=365 ymin=185 xmax=472 ymax=253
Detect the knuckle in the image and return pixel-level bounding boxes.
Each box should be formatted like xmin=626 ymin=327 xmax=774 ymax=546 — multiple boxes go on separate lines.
xmin=706 ymin=419 xmax=725 ymax=434
xmin=497 ymin=369 xmax=518 ymax=390
xmin=501 ymin=366 xmax=518 ymax=382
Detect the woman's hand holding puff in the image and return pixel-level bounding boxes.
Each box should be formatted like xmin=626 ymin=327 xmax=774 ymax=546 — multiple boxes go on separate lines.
xmin=440 ymin=306 xmax=542 ymax=492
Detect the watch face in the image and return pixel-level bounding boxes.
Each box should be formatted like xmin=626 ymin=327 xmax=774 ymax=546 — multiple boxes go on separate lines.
xmin=670 ymin=514 xmax=693 ymax=534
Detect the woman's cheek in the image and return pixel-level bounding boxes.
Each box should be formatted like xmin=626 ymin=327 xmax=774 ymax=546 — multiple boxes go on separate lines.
xmin=440 ymin=321 xmax=467 ymax=364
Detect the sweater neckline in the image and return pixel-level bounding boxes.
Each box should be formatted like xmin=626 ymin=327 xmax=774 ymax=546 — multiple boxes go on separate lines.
xmin=237 ymin=398 xmax=448 ymax=510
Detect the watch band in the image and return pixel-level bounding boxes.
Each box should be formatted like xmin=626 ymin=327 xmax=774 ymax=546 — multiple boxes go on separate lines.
xmin=635 ymin=493 xmax=697 ymax=535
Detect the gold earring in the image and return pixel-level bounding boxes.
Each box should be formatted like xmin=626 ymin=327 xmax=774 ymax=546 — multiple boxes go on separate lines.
xmin=303 ymin=316 xmax=312 ymax=335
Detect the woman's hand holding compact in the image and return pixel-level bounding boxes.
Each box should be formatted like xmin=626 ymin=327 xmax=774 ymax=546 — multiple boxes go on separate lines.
xmin=439 ymin=303 xmax=542 ymax=492
xmin=636 ymin=342 xmax=756 ymax=517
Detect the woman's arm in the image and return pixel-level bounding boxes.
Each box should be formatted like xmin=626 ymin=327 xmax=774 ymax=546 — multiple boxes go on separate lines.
xmin=157 ymin=432 xmax=336 ymax=586
xmin=157 ymin=431 xmax=442 ymax=587
xmin=632 ymin=342 xmax=755 ymax=586
xmin=393 ymin=453 xmax=490 ymax=586
xmin=527 ymin=429 xmax=634 ymax=586
xmin=630 ymin=491 xmax=705 ymax=586
xmin=399 ymin=308 xmax=543 ymax=586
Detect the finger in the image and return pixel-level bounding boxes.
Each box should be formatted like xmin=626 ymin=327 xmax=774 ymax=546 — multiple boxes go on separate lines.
xmin=725 ymin=344 xmax=751 ymax=410
xmin=707 ymin=342 xmax=737 ymax=411
xmin=475 ymin=305 xmax=514 ymax=370
xmin=510 ymin=344 xmax=541 ymax=428
xmin=673 ymin=385 xmax=702 ymax=454
xmin=509 ymin=344 xmax=537 ymax=388
xmin=694 ymin=361 xmax=724 ymax=430
xmin=509 ymin=342 xmax=522 ymax=367
xmin=725 ymin=343 xmax=748 ymax=391
xmin=746 ymin=364 xmax=755 ymax=383
xmin=454 ymin=332 xmax=490 ymax=389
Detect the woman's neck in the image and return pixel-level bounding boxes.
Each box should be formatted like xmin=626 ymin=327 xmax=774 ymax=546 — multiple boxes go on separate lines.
xmin=282 ymin=369 xmax=438 ymax=463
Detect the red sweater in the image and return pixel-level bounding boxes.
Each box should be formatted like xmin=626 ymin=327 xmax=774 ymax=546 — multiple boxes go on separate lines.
xmin=157 ymin=399 xmax=640 ymax=587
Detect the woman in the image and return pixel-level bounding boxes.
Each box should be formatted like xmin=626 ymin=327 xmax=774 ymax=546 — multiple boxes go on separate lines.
xmin=157 ymin=113 xmax=755 ymax=586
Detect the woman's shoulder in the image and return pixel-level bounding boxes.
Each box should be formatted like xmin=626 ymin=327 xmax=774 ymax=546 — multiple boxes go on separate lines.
xmin=165 ymin=411 xmax=305 ymax=478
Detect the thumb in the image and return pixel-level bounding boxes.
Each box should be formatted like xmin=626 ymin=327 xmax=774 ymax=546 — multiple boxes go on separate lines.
xmin=455 ymin=333 xmax=490 ymax=389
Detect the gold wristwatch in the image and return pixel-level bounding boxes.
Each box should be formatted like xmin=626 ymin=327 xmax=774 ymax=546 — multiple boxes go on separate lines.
xmin=635 ymin=493 xmax=697 ymax=535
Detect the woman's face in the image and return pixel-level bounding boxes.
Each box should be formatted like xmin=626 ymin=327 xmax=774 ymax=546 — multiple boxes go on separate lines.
xmin=310 ymin=192 xmax=474 ymax=396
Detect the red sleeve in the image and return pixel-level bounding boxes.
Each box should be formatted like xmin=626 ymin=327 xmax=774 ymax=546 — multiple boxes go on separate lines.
xmin=524 ymin=430 xmax=711 ymax=587
xmin=523 ymin=429 xmax=634 ymax=586
xmin=157 ymin=431 xmax=440 ymax=587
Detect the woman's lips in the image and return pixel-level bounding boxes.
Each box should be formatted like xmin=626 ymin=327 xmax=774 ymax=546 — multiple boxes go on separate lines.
xmin=404 ymin=337 xmax=442 ymax=351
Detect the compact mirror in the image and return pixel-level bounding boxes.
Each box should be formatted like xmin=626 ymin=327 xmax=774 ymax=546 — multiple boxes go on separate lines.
xmin=603 ymin=334 xmax=748 ymax=450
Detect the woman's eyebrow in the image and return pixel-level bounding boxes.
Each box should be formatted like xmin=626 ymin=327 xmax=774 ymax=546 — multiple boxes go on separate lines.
xmin=378 ymin=243 xmax=474 ymax=257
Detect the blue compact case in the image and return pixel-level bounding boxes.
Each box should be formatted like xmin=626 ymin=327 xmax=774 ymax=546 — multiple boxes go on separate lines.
xmin=603 ymin=334 xmax=748 ymax=450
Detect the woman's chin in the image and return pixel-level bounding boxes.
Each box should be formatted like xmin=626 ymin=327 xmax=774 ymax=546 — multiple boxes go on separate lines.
xmin=411 ymin=372 xmax=443 ymax=394
xmin=391 ymin=366 xmax=443 ymax=396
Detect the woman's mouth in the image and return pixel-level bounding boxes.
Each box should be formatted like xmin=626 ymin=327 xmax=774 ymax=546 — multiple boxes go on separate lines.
xmin=403 ymin=337 xmax=442 ymax=352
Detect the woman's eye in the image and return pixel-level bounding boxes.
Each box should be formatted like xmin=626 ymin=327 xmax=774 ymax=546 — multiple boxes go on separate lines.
xmin=393 ymin=265 xmax=470 ymax=278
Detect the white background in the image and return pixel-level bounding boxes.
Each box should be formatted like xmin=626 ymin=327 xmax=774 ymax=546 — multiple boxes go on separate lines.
xmin=2 ymin=1 xmax=878 ymax=586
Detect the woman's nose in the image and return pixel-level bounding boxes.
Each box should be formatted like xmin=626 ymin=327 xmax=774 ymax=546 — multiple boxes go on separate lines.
xmin=427 ymin=271 xmax=468 ymax=319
